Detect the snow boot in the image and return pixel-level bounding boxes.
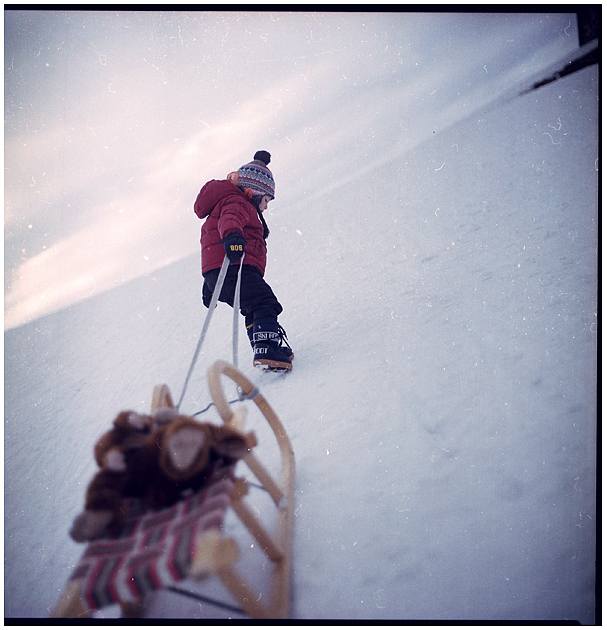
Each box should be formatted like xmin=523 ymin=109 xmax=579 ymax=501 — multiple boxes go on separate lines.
xmin=252 ymin=319 xmax=293 ymax=371
xmin=248 ymin=322 xmax=294 ymax=359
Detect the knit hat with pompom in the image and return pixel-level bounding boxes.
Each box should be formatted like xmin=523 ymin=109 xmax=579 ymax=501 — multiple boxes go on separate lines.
xmin=237 ymin=151 xmax=275 ymax=199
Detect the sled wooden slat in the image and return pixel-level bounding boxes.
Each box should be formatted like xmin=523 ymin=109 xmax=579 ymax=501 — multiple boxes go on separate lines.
xmin=230 ymin=479 xmax=284 ymax=562
xmin=151 ymin=383 xmax=174 ymax=412
xmin=242 ymin=450 xmax=284 ymax=505
xmin=51 ymin=360 xmax=295 ymax=620
xmin=188 ymin=530 xmax=270 ymax=619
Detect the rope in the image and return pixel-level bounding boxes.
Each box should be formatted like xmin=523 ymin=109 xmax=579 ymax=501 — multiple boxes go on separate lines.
xmin=191 ymin=385 xmax=259 ymax=417
xmin=176 ymin=255 xmax=230 ymax=410
xmin=177 ymin=254 xmax=247 ymax=411
xmin=191 ymin=398 xmax=238 ymax=417
xmin=232 ymin=255 xmax=244 ymax=370
xmin=232 ymin=255 xmax=245 ymax=399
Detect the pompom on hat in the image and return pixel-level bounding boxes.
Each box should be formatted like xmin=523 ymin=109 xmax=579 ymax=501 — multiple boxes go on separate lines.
xmin=229 ymin=150 xmax=275 ymax=200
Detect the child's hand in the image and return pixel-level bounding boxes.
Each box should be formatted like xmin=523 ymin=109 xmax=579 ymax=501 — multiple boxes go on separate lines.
xmin=220 ymin=232 xmax=246 ymax=262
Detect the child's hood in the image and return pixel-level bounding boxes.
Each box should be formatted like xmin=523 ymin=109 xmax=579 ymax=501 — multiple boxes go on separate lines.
xmin=194 ymin=179 xmax=249 ymax=219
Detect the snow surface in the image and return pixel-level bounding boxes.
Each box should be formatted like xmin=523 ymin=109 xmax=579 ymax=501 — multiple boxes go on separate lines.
xmin=4 ymin=62 xmax=597 ymax=621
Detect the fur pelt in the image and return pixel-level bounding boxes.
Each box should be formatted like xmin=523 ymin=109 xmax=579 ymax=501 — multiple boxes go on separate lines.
xmin=69 ymin=408 xmax=254 ymax=542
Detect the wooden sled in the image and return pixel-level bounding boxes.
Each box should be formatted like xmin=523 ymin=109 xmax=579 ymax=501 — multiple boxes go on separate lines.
xmin=51 ymin=360 xmax=295 ymax=619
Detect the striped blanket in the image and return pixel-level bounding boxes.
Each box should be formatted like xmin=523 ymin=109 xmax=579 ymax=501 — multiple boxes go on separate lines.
xmin=69 ymin=466 xmax=235 ymax=611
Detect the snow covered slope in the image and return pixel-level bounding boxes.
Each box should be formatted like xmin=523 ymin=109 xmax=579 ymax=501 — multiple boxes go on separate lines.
xmin=4 ymin=64 xmax=597 ymax=621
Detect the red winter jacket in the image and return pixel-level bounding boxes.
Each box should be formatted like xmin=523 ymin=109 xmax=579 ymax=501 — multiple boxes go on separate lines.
xmin=194 ymin=179 xmax=267 ymax=276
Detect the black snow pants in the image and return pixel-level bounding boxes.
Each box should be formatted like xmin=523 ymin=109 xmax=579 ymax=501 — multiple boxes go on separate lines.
xmin=202 ymin=264 xmax=283 ymax=328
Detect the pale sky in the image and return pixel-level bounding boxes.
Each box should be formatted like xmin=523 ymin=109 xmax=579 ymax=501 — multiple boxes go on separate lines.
xmin=4 ymin=10 xmax=578 ymax=330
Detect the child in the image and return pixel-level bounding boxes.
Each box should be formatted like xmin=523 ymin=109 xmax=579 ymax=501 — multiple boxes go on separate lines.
xmin=194 ymin=151 xmax=293 ymax=371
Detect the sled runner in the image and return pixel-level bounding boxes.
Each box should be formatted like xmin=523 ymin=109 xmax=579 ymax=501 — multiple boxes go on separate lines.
xmin=51 ymin=360 xmax=295 ymax=619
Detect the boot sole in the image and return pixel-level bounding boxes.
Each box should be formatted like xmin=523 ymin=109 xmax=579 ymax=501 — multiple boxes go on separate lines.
xmin=254 ymin=358 xmax=293 ymax=372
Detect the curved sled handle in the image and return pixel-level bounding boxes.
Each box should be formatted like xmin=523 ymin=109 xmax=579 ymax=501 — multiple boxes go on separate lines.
xmin=207 ymin=360 xmax=295 ymax=618
xmin=207 ymin=361 xmax=257 ymax=423
xmin=207 ymin=360 xmax=295 ymax=498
